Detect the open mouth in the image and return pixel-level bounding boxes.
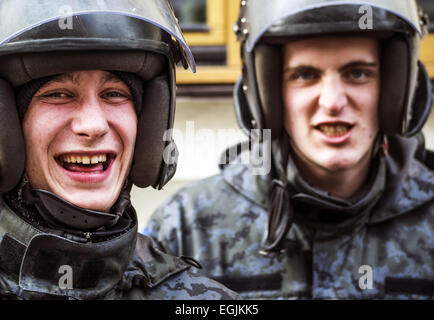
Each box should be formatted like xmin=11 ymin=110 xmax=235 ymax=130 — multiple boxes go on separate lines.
xmin=315 ymin=124 xmax=354 ymax=138
xmin=56 ymin=153 xmax=115 ymax=173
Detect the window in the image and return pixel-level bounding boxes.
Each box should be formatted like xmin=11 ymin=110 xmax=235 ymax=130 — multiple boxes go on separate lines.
xmin=419 ymin=0 xmax=434 ymax=78
xmin=419 ymin=0 xmax=434 ymax=31
xmin=174 ymin=0 xmax=242 ymax=89
xmin=172 ymin=0 xmax=207 ymax=32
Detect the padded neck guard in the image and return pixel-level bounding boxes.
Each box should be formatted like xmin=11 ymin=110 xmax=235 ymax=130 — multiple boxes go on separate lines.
xmin=0 ymin=197 xmax=138 ymax=299
xmin=22 ymin=186 xmax=130 ymax=232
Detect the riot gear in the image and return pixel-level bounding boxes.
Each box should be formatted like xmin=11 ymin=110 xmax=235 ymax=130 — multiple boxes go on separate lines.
xmin=232 ymin=0 xmax=433 ymax=253
xmin=0 ymin=0 xmax=196 ymax=194
xmin=234 ymin=0 xmax=432 ymax=139
xmin=0 ymin=1 xmax=241 ymax=300
xmin=146 ymin=1 xmax=434 ymax=299
xmin=0 ymin=0 xmax=196 ymax=232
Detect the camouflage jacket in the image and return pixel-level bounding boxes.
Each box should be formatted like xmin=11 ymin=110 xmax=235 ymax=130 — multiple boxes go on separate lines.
xmin=147 ymin=135 xmax=434 ymax=299
xmin=0 ymin=196 xmax=239 ymax=300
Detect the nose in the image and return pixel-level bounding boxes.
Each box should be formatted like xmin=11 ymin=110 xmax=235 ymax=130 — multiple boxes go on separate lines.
xmin=71 ymin=96 xmax=109 ymax=140
xmin=318 ymin=74 xmax=348 ymax=115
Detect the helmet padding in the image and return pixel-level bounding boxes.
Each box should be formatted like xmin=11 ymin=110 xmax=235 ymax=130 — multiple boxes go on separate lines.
xmin=0 ymin=79 xmax=25 ymax=192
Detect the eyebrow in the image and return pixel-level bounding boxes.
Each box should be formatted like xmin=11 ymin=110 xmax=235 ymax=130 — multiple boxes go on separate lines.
xmin=100 ymin=72 xmax=124 ymax=84
xmin=43 ymin=72 xmax=124 ymax=86
xmin=283 ymin=61 xmax=378 ymax=74
xmin=338 ymin=61 xmax=378 ymax=72
xmin=45 ymin=73 xmax=77 ymax=85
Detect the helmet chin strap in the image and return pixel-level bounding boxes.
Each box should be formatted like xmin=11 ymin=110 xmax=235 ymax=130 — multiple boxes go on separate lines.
xmin=373 ymin=132 xmax=389 ymax=158
xmin=261 ymin=133 xmax=296 ymax=255
xmin=21 ymin=175 xmax=132 ymax=231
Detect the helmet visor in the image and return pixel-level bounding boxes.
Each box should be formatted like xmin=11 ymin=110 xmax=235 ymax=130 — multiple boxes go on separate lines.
xmin=244 ymin=0 xmax=423 ymax=52
xmin=0 ymin=0 xmax=195 ymax=72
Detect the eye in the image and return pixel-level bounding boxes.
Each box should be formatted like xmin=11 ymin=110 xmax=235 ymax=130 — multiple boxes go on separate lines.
xmin=344 ymin=69 xmax=375 ymax=82
xmin=103 ymin=91 xmax=125 ymax=98
xmin=285 ymin=67 xmax=321 ymax=84
xmin=291 ymin=71 xmax=318 ymax=81
xmin=100 ymin=89 xmax=132 ymax=102
xmin=349 ymin=70 xmax=365 ymax=78
xmin=35 ymin=90 xmax=74 ymax=104
xmin=41 ymin=91 xmax=71 ymax=99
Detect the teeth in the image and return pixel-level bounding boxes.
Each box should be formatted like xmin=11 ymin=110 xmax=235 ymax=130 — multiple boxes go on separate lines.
xmin=319 ymin=125 xmax=350 ymax=137
xmin=60 ymin=154 xmax=108 ymax=164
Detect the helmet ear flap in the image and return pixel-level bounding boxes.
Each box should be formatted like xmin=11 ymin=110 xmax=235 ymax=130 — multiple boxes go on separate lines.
xmin=254 ymin=45 xmax=284 ymax=140
xmin=379 ymin=37 xmax=432 ymax=137
xmin=379 ymin=38 xmax=409 ymax=135
xmin=157 ymin=139 xmax=178 ymax=190
xmin=234 ymin=76 xmax=255 ymax=137
xmin=0 ymin=78 xmax=25 ymax=193
xmin=130 ymin=74 xmax=174 ymax=189
xmin=405 ymin=61 xmax=432 ymax=137
xmin=235 ymin=44 xmax=284 ymax=141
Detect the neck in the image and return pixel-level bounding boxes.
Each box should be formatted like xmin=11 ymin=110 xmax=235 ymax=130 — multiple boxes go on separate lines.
xmin=291 ymin=148 xmax=374 ymax=200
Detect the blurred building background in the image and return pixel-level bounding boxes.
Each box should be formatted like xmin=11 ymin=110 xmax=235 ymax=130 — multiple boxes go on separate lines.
xmin=133 ymin=0 xmax=434 ymax=232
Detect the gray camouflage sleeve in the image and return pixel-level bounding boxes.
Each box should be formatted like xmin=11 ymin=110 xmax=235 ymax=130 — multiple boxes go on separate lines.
xmin=145 ymin=194 xmax=185 ymax=257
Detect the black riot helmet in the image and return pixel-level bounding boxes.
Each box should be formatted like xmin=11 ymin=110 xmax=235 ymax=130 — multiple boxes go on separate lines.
xmin=234 ymin=0 xmax=432 ymax=140
xmin=232 ymin=0 xmax=432 ymax=254
xmin=0 ymin=0 xmax=196 ymax=194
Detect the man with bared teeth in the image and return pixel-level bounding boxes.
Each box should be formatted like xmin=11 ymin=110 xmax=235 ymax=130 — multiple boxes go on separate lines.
xmin=147 ymin=0 xmax=434 ymax=299
xmin=0 ymin=0 xmax=239 ymax=300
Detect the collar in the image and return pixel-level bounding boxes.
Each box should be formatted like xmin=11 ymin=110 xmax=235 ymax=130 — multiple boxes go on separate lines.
xmin=284 ymin=153 xmax=386 ymax=233
xmin=368 ymin=135 xmax=434 ymax=223
xmin=221 ymin=135 xmax=433 ymax=227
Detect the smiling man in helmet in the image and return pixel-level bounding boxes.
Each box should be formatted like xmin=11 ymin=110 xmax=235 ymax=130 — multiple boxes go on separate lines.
xmin=0 ymin=0 xmax=239 ymax=300
xmin=147 ymin=0 xmax=434 ymax=299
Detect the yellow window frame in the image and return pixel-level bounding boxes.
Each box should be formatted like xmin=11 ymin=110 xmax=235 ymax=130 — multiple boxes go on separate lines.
xmin=181 ymin=0 xmax=225 ymax=46
xmin=421 ymin=33 xmax=434 ymax=79
xmin=177 ymin=0 xmax=241 ymax=84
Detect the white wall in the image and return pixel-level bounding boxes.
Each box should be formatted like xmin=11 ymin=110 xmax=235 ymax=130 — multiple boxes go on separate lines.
xmin=132 ymin=97 xmax=243 ymax=232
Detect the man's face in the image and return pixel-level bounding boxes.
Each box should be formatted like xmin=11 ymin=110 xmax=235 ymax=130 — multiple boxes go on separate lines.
xmin=23 ymin=70 xmax=138 ymax=212
xmin=282 ymin=37 xmax=380 ymax=173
